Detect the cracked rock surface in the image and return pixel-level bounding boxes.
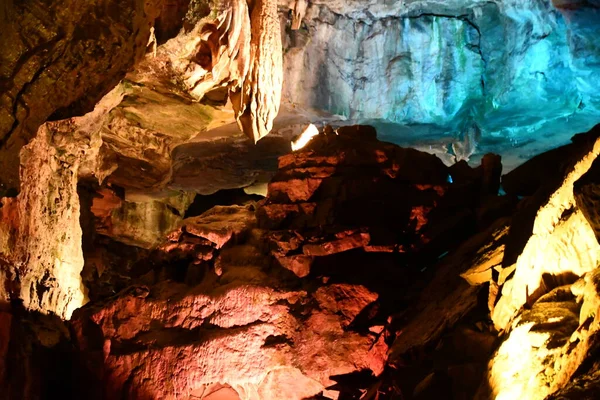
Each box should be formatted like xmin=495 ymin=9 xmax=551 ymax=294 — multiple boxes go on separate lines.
xmin=0 ymin=0 xmax=160 ymax=188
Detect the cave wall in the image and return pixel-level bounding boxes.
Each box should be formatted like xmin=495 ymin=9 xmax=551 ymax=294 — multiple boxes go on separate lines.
xmin=0 ymin=0 xmax=160 ymax=189
xmin=282 ymin=0 xmax=600 ymax=134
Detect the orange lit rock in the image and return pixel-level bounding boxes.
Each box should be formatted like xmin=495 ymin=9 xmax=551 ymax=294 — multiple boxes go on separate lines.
xmin=313 ymin=284 xmax=378 ymax=328
xmin=183 ymin=205 xmax=256 ymax=248
xmin=303 ymin=231 xmax=370 ymax=256
xmin=72 ymin=279 xmax=386 ymax=399
xmin=274 ymin=254 xmax=313 ymax=277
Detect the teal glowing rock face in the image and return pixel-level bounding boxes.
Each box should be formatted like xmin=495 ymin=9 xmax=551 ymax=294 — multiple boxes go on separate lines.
xmin=283 ymin=0 xmax=600 ymax=139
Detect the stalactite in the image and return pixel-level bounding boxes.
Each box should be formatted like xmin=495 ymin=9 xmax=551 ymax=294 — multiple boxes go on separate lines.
xmin=229 ymin=0 xmax=283 ymax=143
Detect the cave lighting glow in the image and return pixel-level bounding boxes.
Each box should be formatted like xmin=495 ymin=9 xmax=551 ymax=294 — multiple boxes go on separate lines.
xmin=291 ymin=124 xmax=319 ymax=151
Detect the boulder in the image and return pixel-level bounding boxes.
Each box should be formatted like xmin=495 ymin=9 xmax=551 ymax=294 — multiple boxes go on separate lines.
xmin=71 ymin=279 xmax=386 ymax=399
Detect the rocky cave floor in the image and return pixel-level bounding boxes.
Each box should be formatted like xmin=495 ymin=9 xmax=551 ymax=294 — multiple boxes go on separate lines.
xmin=4 ymin=115 xmax=600 ymax=399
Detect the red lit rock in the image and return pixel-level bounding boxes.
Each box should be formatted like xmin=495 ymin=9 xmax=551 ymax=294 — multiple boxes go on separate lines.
xmin=72 ymin=278 xmax=386 ymax=399
xmin=274 ymin=254 xmax=313 ymax=278
xmin=303 ymin=231 xmax=370 ymax=256
xmin=183 ymin=205 xmax=256 ymax=249
xmin=313 ymin=284 xmax=378 ymax=328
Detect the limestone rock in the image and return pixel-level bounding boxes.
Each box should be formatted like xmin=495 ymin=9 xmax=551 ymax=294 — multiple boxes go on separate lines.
xmin=388 ymin=218 xmax=509 ymax=365
xmin=231 ymin=0 xmax=283 ymax=142
xmin=460 ymin=220 xmax=510 ymax=286
xmin=479 ymin=267 xmax=600 ymax=400
xmin=0 ymin=0 xmax=160 ymax=188
xmin=493 ymin=126 xmax=600 ymax=330
xmin=479 ymin=294 xmax=580 ymax=400
xmin=183 ymin=205 xmax=256 ymax=249
xmin=91 ymin=186 xmax=196 ymax=249
xmin=257 ymin=125 xmax=493 ymax=279
xmin=281 ymin=0 xmax=600 ymax=139
xmin=274 ymin=254 xmax=313 ymax=278
xmin=0 ymin=91 xmax=126 ymax=319
xmin=71 ymin=279 xmax=386 ymax=399
xmin=143 ymin=0 xmax=283 ymax=143
xmin=546 ymin=365 xmax=600 ymax=400
xmin=574 ymin=156 xmax=600 ymax=243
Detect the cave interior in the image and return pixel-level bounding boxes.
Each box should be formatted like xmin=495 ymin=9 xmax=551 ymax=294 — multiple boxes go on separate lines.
xmin=1 ymin=0 xmax=600 ymax=399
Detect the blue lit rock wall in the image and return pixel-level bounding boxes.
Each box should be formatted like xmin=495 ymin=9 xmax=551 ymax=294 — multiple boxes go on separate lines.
xmin=282 ymin=0 xmax=600 ymax=135
xmin=559 ymin=2 xmax=600 ymax=115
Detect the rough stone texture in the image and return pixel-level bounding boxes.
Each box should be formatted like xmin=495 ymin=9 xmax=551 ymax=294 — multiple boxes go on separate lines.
xmin=183 ymin=205 xmax=256 ymax=249
xmin=0 ymin=90 xmax=127 ymax=319
xmin=493 ymin=126 xmax=600 ymax=330
xmin=0 ymin=0 xmax=160 ymax=188
xmin=574 ymin=156 xmax=600 ymax=243
xmin=281 ymin=0 xmax=600 ymax=138
xmin=96 ymin=81 xmax=216 ymax=191
xmin=388 ymin=217 xmax=509 ymax=364
xmin=480 ymin=268 xmax=600 ymax=400
xmin=71 ymin=218 xmax=387 ymax=400
xmin=137 ymin=0 xmax=283 ymax=143
xmin=257 ymin=125 xmax=505 ymax=279
xmin=546 ymin=364 xmax=600 ymax=400
xmin=91 ymin=186 xmax=196 ymax=249
xmin=231 ymin=0 xmax=283 ymax=142
xmin=477 ymin=125 xmax=600 ymax=400
xmin=479 ymin=290 xmax=581 ymax=400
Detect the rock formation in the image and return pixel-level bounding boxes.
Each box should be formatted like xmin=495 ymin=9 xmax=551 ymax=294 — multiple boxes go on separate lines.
xmin=138 ymin=0 xmax=283 ymax=143
xmin=3 ymin=0 xmax=600 ymax=399
xmin=0 ymin=0 xmax=161 ymax=189
xmin=281 ymin=0 xmax=600 ymax=139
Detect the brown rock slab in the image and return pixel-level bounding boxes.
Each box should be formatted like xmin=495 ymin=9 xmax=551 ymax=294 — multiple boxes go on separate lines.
xmin=275 ymin=254 xmax=313 ymax=278
xmin=388 ymin=218 xmax=510 ymax=364
xmin=0 ymin=0 xmax=159 ymax=187
xmin=460 ymin=219 xmax=510 ymax=286
xmin=303 ymin=232 xmax=370 ymax=256
xmin=184 ymin=205 xmax=256 ymax=248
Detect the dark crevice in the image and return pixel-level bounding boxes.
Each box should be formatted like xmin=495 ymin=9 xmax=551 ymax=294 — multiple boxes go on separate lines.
xmin=184 ymin=188 xmax=263 ymax=218
xmin=1 ymin=31 xmax=67 ymax=147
